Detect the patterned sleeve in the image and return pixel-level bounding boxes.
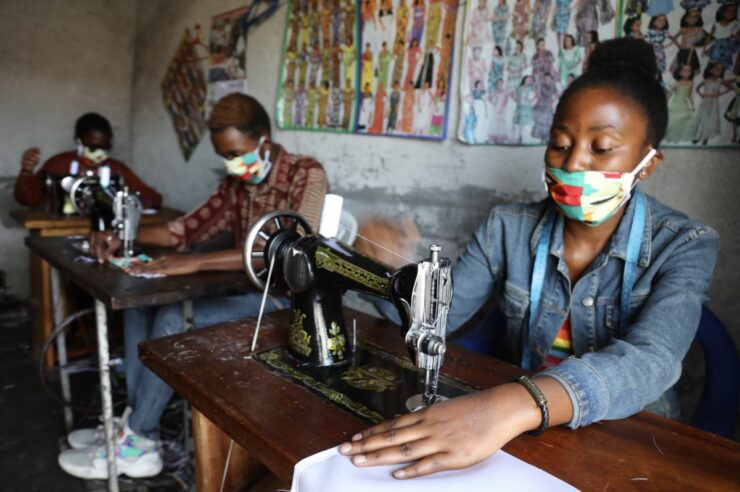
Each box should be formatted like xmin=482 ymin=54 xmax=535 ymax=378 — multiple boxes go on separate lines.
xmin=290 ymin=158 xmax=329 ymax=233
xmin=167 ymin=181 xmax=233 ymax=252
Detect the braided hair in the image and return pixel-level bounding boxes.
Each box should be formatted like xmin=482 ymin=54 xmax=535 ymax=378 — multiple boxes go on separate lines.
xmin=556 ymin=37 xmax=668 ymax=147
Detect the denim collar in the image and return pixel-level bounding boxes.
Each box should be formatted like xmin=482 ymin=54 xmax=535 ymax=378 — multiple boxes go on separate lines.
xmin=530 ymin=188 xmax=652 ymax=268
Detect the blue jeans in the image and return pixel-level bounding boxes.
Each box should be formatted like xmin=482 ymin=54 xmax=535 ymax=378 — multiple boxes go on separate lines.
xmin=124 ymin=293 xmax=286 ymax=439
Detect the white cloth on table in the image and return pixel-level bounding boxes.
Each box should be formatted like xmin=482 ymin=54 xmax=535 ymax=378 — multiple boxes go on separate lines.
xmin=290 ymin=446 xmax=578 ymax=492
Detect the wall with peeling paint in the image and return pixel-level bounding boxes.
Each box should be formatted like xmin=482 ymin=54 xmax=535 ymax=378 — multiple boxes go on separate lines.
xmin=0 ymin=0 xmax=138 ymax=299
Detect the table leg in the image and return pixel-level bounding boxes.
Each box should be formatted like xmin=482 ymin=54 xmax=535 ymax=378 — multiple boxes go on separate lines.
xmin=181 ymin=300 xmax=195 ymax=455
xmin=50 ymin=267 xmax=73 ymax=432
xmin=95 ymin=299 xmax=119 ymax=492
xmin=191 ymin=408 xmax=265 ymax=492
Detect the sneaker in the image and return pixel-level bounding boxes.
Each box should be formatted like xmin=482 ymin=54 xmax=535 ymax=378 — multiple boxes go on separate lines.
xmin=58 ymin=422 xmax=163 ymax=479
xmin=67 ymin=407 xmax=132 ymax=450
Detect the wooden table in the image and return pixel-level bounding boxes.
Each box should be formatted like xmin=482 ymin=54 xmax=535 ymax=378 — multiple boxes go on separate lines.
xmin=25 ymin=235 xmax=254 ymax=492
xmin=11 ymin=208 xmax=181 ymax=366
xmin=140 ymin=309 xmax=740 ymax=492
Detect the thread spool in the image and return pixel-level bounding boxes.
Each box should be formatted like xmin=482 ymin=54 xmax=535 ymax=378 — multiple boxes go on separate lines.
xmin=318 ymin=194 xmax=343 ymax=238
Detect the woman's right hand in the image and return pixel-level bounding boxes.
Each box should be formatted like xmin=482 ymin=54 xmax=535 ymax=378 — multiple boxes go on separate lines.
xmin=20 ymin=147 xmax=41 ymax=174
xmin=90 ymin=231 xmax=122 ymax=263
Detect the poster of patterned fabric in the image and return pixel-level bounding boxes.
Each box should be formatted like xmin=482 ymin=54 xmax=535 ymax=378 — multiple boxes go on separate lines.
xmin=207 ymin=7 xmax=250 ymax=117
xmin=161 ymin=31 xmax=208 ymax=160
xmin=276 ymin=0 xmax=360 ymax=132
xmin=356 ymin=0 xmax=459 ymax=139
xmin=457 ymin=0 xmax=738 ymax=147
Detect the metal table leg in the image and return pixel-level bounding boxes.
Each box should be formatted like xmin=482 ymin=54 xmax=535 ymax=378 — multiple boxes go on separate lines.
xmin=95 ymin=299 xmax=119 ymax=492
xmin=181 ymin=300 xmax=194 ymax=454
xmin=50 ymin=267 xmax=73 ymax=433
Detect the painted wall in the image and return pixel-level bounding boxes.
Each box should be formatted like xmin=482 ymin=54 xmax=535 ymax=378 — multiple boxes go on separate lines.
xmin=129 ymin=1 xmax=740 ymax=352
xmin=0 ymin=0 xmax=138 ymax=298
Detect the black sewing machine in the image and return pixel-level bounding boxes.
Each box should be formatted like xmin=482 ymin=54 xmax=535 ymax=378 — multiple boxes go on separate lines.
xmin=43 ymin=171 xmax=123 ymax=216
xmin=61 ymin=173 xmax=142 ymax=258
xmin=242 ymin=210 xmax=458 ymax=413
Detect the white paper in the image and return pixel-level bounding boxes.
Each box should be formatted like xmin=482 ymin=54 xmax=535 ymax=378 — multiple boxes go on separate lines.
xmin=291 ymin=446 xmax=578 ymax=492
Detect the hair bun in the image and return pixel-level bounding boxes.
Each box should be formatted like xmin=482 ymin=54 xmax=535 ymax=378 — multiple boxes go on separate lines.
xmin=587 ymin=38 xmax=659 ymax=80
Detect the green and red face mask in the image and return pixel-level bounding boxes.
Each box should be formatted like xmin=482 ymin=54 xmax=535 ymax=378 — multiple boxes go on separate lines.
xmin=544 ymin=149 xmax=656 ymax=226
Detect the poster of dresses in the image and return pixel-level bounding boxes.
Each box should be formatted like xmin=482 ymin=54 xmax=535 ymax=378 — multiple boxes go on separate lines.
xmin=630 ymin=0 xmax=738 ymax=146
xmin=457 ymin=0 xmax=738 ymax=147
xmin=276 ymin=0 xmax=459 ymax=140
xmin=356 ymin=0 xmax=459 ymax=139
xmin=458 ymin=0 xmax=619 ymax=145
xmin=161 ymin=30 xmax=208 ymax=160
xmin=206 ymin=7 xmax=251 ymax=117
xmin=276 ymin=0 xmax=360 ymax=132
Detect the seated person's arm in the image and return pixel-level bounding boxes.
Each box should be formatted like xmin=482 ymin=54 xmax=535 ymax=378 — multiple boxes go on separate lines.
xmin=91 ymin=182 xmax=246 ymax=275
xmin=90 ymin=222 xmax=174 ymax=262
xmin=14 ymin=147 xmax=45 ymax=207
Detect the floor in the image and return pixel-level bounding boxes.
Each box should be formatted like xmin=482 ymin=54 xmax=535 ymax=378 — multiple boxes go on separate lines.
xmin=0 ymin=307 xmax=193 ymax=492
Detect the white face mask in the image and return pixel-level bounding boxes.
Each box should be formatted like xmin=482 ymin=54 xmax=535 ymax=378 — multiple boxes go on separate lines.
xmin=77 ymin=139 xmax=109 ymax=166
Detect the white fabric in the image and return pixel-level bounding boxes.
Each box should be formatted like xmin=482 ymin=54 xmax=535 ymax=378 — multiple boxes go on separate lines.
xmin=291 ymin=446 xmax=578 ymax=492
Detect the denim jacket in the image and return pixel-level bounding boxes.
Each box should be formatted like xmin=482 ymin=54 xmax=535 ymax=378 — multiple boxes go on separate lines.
xmin=447 ymin=188 xmax=719 ymax=428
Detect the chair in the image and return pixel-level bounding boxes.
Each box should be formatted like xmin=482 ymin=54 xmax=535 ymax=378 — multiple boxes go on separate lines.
xmin=691 ymin=305 xmax=740 ymax=438
xmin=454 ymin=305 xmax=739 ymax=438
xmin=452 ymin=306 xmax=507 ymax=357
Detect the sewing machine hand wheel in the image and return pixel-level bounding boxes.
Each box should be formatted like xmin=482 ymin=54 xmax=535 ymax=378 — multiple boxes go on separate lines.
xmin=243 ymin=209 xmax=313 ymax=291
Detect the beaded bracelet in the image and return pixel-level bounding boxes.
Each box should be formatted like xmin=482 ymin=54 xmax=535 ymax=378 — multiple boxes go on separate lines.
xmin=516 ymin=375 xmax=549 ymax=436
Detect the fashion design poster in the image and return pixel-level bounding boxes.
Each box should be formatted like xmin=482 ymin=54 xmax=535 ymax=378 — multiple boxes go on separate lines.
xmin=457 ymin=0 xmax=738 ymax=147
xmin=624 ymin=0 xmax=737 ymax=146
xmin=276 ymin=0 xmax=459 ymax=140
xmin=207 ymin=6 xmax=250 ymax=117
xmin=276 ymin=0 xmax=360 ymax=133
xmin=161 ymin=30 xmax=208 ymax=160
xmin=356 ymin=0 xmax=459 ymax=139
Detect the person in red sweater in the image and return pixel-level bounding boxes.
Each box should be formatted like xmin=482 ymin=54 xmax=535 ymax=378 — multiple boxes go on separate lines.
xmin=14 ymin=113 xmax=162 ymax=209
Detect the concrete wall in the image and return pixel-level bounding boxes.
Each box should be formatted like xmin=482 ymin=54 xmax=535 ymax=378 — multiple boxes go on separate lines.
xmin=129 ymin=1 xmax=740 ymax=352
xmin=0 ymin=0 xmax=138 ymax=298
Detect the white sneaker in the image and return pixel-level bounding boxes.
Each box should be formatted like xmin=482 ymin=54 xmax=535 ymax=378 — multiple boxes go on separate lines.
xmin=58 ymin=422 xmax=163 ymax=479
xmin=67 ymin=407 xmax=132 ymax=450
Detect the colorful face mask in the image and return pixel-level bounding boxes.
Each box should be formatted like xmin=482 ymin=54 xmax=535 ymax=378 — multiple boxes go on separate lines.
xmin=223 ymin=136 xmax=272 ymax=184
xmin=544 ymin=149 xmax=656 ymax=226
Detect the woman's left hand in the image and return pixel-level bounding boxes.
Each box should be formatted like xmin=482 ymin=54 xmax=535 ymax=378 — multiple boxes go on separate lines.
xmin=127 ymin=254 xmax=200 ymax=276
xmin=338 ymin=384 xmax=540 ymax=479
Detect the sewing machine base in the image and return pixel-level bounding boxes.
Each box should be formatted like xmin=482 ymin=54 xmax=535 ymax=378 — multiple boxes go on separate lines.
xmin=256 ymin=342 xmax=475 ymax=424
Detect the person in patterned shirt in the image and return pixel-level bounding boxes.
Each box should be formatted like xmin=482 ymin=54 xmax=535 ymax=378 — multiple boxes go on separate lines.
xmin=59 ymin=94 xmax=328 ymax=480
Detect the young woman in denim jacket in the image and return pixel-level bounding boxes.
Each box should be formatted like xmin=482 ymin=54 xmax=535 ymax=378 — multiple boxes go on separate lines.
xmin=341 ymin=38 xmax=719 ymax=479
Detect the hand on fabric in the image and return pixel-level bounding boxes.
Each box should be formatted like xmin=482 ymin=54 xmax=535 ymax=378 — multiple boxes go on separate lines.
xmin=20 ymin=147 xmax=41 ymax=173
xmin=90 ymin=230 xmax=122 ymax=263
xmin=125 ymin=254 xmax=200 ymax=276
xmin=338 ymin=384 xmax=541 ymax=479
